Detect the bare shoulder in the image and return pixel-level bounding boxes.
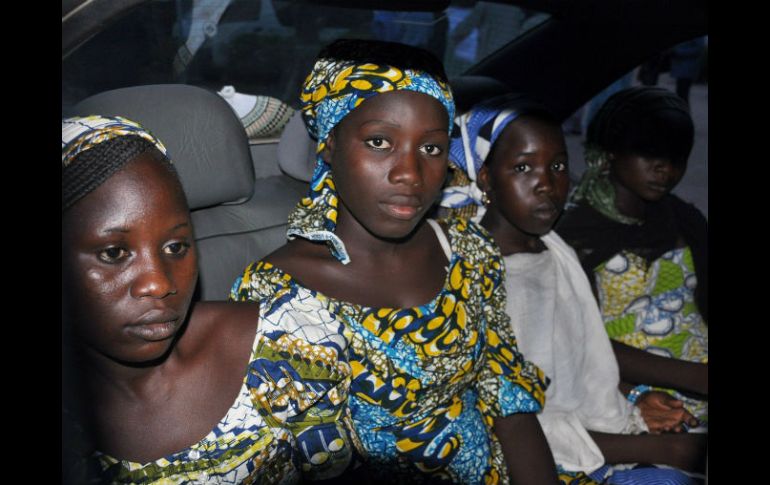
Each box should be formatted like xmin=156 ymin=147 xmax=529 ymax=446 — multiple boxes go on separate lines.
xmin=182 ymin=301 xmax=260 ymax=356
xmin=263 ymin=238 xmax=334 ymax=280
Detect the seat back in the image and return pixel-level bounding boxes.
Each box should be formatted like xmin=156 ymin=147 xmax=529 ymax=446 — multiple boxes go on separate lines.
xmin=73 ymin=84 xmax=308 ymax=300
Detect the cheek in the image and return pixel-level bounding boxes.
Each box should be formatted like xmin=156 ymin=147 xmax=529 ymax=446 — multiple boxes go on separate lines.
xmin=177 ymin=253 xmax=200 ymax=295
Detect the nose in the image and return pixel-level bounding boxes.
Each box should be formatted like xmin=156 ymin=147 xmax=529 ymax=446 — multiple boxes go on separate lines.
xmin=534 ymin=169 xmax=554 ymax=195
xmin=652 ymin=157 xmax=675 ymax=173
xmin=130 ymin=253 xmax=177 ymax=299
xmin=388 ymin=147 xmax=422 ymax=187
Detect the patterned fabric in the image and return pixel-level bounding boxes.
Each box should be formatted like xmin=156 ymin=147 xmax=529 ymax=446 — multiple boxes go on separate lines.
xmin=231 ymin=217 xmax=548 ymax=484
xmin=566 ymin=145 xmax=643 ymax=225
xmin=440 ymin=93 xmax=548 ymax=210
xmin=289 ymin=58 xmax=455 ymax=264
xmin=596 ymin=247 xmax=708 ymax=423
xmin=62 ymin=115 xmax=168 ymax=168
xmin=94 ymin=306 xmax=356 ymax=484
xmin=589 ymin=464 xmax=702 ymax=485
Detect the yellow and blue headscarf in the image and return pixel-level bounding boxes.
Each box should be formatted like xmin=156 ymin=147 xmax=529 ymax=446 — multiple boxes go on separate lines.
xmin=289 ymin=55 xmax=455 ymax=264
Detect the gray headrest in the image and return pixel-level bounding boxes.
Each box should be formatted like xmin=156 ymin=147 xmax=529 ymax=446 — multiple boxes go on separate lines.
xmin=277 ymin=111 xmax=316 ymax=182
xmin=450 ymin=75 xmax=511 ymax=114
xmin=73 ymin=84 xmax=255 ymax=209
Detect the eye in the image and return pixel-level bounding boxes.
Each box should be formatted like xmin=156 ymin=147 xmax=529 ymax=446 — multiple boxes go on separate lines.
xmin=365 ymin=138 xmax=392 ymax=150
xmin=98 ymin=247 xmax=129 ymax=264
xmin=551 ymin=161 xmax=568 ymax=172
xmin=163 ymin=241 xmax=190 ymax=257
xmin=513 ymin=163 xmax=532 ymax=173
xmin=419 ymin=144 xmax=443 ymax=156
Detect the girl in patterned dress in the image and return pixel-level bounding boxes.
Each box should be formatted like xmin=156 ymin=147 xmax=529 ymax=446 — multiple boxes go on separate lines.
xmin=62 ymin=116 xmax=355 ymax=484
xmin=230 ymin=39 xmax=558 ymax=484
xmin=556 ymin=87 xmax=708 ymax=431
xmin=441 ymin=93 xmax=706 ymax=484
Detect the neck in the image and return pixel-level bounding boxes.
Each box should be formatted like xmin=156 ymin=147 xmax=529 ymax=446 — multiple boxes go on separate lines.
xmin=334 ymin=205 xmax=429 ymax=264
xmin=610 ymin=175 xmax=647 ymax=220
xmin=74 ymin=341 xmax=177 ymax=403
xmin=480 ymin=206 xmax=546 ymax=256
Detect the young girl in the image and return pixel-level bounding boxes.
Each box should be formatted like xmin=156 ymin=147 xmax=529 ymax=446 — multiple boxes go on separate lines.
xmin=230 ymin=39 xmax=558 ymax=484
xmin=441 ymin=93 xmax=706 ymax=483
xmin=62 ymin=116 xmax=355 ymax=484
xmin=556 ymin=87 xmax=708 ymax=426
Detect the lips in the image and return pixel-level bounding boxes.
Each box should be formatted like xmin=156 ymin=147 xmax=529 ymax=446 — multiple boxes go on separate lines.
xmin=647 ymin=182 xmax=669 ymax=194
xmin=532 ymin=202 xmax=559 ymax=218
xmin=380 ymin=194 xmax=423 ymax=221
xmin=126 ymin=308 xmax=181 ymax=341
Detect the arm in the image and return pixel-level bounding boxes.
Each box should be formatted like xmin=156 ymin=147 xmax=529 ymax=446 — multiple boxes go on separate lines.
xmin=612 ymin=340 xmax=708 ymax=397
xmin=495 ymin=414 xmax=560 ymax=484
xmin=588 ymin=431 xmax=707 ymax=473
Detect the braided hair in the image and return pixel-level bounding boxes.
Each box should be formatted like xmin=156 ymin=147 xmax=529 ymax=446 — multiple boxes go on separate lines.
xmin=61 ymin=116 xmax=180 ymax=211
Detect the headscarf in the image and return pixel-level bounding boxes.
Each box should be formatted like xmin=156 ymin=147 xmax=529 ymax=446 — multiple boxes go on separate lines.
xmin=62 ymin=115 xmax=170 ymax=211
xmin=568 ymin=86 xmax=692 ymax=225
xmin=62 ymin=115 xmax=168 ymax=168
xmin=289 ymin=53 xmax=455 ymax=265
xmin=440 ymin=93 xmax=552 ymax=211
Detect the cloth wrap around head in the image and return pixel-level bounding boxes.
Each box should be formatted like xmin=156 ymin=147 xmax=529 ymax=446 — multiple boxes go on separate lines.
xmin=291 ymin=58 xmax=455 ymax=264
xmin=568 ymin=86 xmax=691 ymax=225
xmin=440 ymin=93 xmax=550 ymax=211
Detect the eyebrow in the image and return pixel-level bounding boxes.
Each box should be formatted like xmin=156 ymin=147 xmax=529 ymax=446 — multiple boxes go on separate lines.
xmin=513 ymin=150 xmax=568 ymax=156
xmin=102 ymin=222 xmax=190 ymax=234
xmin=361 ymin=119 xmax=446 ymax=134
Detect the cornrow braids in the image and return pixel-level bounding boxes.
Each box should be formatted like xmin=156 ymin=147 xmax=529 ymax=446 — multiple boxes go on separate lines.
xmin=62 ymin=136 xmax=176 ymax=211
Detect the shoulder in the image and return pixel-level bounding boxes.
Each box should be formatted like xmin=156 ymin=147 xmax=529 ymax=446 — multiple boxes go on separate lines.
xmin=443 ymin=215 xmax=501 ymax=260
xmin=232 ymin=240 xmax=328 ymax=302
xmin=666 ymin=194 xmax=708 ymax=227
xmin=442 ymin=216 xmax=505 ymax=286
xmin=557 ymin=200 xmax=615 ymax=233
xmin=180 ymin=301 xmax=260 ymax=355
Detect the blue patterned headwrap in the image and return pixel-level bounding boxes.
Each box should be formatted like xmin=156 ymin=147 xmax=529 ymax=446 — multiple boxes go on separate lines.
xmin=441 ymin=94 xmax=548 ymax=209
xmin=289 ymin=58 xmax=455 ymax=264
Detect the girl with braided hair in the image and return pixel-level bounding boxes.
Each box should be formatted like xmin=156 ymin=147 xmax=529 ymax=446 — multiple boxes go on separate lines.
xmin=230 ymin=39 xmax=558 ymax=484
xmin=556 ymin=87 xmax=708 ymax=431
xmin=62 ymin=116 xmax=356 ymax=484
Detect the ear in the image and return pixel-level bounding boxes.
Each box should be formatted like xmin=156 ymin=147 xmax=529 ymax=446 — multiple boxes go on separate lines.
xmin=477 ymin=165 xmax=492 ymax=193
xmin=321 ymin=130 xmax=335 ymax=165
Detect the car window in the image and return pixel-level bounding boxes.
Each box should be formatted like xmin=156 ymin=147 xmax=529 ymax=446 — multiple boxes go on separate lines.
xmin=62 ymin=0 xmax=551 ymax=111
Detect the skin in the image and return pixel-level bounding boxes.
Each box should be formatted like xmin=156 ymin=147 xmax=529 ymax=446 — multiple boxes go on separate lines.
xmin=480 ymin=115 xmax=705 ymax=473
xmin=266 ymin=90 xmax=450 ymax=308
xmin=478 ymin=116 xmax=570 ymax=256
xmin=608 ymin=151 xmax=686 ymax=220
xmin=265 ymin=91 xmax=559 ymax=482
xmin=62 ymin=152 xmax=259 ymax=463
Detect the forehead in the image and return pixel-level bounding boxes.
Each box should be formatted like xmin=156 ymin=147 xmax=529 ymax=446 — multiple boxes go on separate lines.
xmin=340 ymin=90 xmax=449 ymax=128
xmin=493 ymin=116 xmax=565 ymax=153
xmin=63 ymin=153 xmax=189 ymax=234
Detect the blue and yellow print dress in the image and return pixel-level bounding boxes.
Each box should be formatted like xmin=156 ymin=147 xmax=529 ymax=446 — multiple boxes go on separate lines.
xmin=231 ymin=217 xmax=548 ymax=484
xmin=94 ymin=300 xmax=356 ymax=484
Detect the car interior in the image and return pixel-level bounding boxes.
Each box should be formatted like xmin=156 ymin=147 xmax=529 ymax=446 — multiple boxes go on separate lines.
xmin=62 ymin=0 xmax=707 ymax=303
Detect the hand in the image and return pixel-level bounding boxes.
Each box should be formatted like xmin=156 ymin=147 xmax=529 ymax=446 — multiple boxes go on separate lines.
xmin=636 ymin=391 xmax=699 ymax=433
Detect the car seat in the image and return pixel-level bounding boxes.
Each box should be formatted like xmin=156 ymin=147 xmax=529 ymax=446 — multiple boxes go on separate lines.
xmin=72 ymin=84 xmax=309 ymax=300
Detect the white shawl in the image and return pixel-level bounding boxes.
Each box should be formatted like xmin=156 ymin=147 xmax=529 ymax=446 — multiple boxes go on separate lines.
xmin=503 ymin=231 xmax=647 ymax=473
